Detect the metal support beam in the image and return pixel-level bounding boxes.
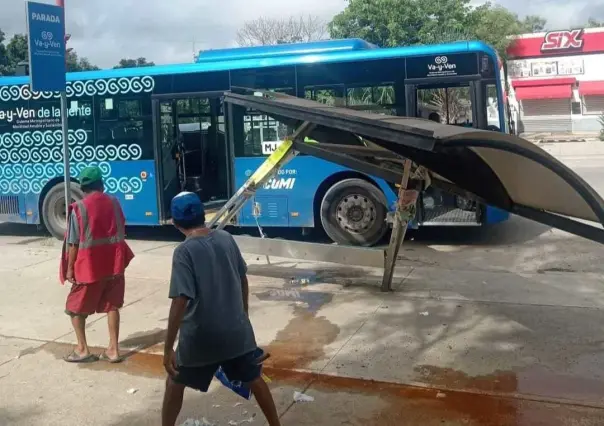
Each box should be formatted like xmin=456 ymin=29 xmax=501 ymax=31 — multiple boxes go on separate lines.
xmin=207 ymin=121 xmax=316 ymax=230
xmin=381 ymin=159 xmax=419 ymax=292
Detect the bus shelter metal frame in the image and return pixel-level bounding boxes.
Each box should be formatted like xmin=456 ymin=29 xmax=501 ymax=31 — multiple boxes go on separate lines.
xmin=209 ymin=89 xmax=604 ymax=292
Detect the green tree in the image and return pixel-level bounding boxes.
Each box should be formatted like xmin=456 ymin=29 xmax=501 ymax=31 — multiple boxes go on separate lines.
xmin=587 ymin=17 xmax=604 ymax=28
xmin=0 ymin=31 xmax=99 ymax=74
xmin=329 ymin=0 xmax=532 ymax=58
xmin=0 ymin=29 xmax=8 ymax=75
xmin=114 ymin=57 xmax=155 ymax=69
xmin=66 ymin=49 xmax=100 ymax=72
xmin=329 ymin=0 xmax=472 ymax=47
xmin=467 ymin=3 xmax=525 ymax=58
xmin=521 ymin=15 xmax=547 ymax=33
xmin=4 ymin=34 xmax=28 ymax=73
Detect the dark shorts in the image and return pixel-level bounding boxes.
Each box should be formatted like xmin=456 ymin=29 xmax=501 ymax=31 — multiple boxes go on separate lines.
xmin=173 ymin=349 xmax=262 ymax=392
xmin=65 ymin=275 xmax=125 ymax=317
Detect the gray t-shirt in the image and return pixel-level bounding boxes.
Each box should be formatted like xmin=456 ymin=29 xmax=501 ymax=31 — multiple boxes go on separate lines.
xmin=169 ymin=230 xmax=256 ymax=367
xmin=67 ymin=210 xmax=80 ymax=245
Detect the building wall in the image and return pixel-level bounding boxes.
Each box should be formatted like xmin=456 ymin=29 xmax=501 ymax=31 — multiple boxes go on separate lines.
xmin=507 ymin=28 xmax=604 ymax=135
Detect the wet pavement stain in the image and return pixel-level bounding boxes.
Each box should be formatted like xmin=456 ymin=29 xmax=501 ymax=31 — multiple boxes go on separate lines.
xmin=40 ymin=341 xmax=166 ymax=378
xmin=248 ymin=265 xmax=369 ymax=288
xmin=119 ymin=328 xmax=167 ymax=351
xmin=254 ymin=288 xmax=333 ymax=313
xmin=264 ymin=307 xmax=340 ymax=370
xmin=30 ymin=342 xmax=604 ymax=425
xmin=264 ymin=368 xmax=604 ymax=426
xmin=414 ymin=365 xmax=604 ymax=405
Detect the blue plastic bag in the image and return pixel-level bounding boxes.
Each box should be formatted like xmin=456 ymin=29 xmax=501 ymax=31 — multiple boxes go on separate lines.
xmin=214 ymin=367 xmax=252 ymax=400
xmin=213 ymin=347 xmax=265 ymax=400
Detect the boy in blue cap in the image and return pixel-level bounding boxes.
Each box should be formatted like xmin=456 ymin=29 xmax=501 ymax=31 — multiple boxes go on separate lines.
xmin=161 ymin=192 xmax=280 ymax=426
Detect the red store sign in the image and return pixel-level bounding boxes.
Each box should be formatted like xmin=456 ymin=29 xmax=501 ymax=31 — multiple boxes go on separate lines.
xmin=508 ymin=28 xmax=604 ymax=58
xmin=541 ymin=30 xmax=584 ymax=52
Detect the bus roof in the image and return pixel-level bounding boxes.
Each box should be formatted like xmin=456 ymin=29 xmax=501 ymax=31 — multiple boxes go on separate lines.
xmin=0 ymin=40 xmax=498 ymax=87
xmin=196 ymin=38 xmax=378 ymax=63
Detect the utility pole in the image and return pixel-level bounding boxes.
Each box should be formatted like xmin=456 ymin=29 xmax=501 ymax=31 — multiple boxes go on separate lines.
xmin=56 ymin=0 xmax=71 ymax=217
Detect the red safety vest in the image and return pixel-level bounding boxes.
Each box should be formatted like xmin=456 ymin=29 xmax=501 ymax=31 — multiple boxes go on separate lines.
xmin=60 ymin=192 xmax=134 ymax=284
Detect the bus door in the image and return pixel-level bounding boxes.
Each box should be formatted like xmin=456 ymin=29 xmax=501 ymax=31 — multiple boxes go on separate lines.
xmin=152 ymin=92 xmax=230 ymax=222
xmin=403 ymin=53 xmax=496 ymax=225
xmin=152 ymin=99 xmax=180 ymax=221
xmin=404 ymin=52 xmax=499 ymax=129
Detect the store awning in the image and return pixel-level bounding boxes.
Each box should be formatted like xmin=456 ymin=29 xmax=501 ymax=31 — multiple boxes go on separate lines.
xmin=512 ymin=77 xmax=575 ymax=100
xmin=579 ymin=81 xmax=604 ymax=96
xmin=515 ymin=85 xmax=572 ymax=100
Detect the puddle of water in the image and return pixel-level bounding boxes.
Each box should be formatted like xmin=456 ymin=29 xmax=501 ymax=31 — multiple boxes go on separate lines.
xmin=264 ymin=307 xmax=340 ymax=370
xmin=254 ymin=289 xmax=333 ymax=313
xmin=414 ymin=365 xmax=604 ymax=404
xmin=248 ymin=265 xmax=369 ymax=288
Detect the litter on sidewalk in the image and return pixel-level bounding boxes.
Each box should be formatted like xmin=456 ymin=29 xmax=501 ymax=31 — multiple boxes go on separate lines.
xmin=293 ymin=391 xmax=315 ymax=402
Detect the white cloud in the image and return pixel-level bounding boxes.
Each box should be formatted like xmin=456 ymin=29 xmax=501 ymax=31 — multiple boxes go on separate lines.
xmin=1 ymin=0 xmax=602 ymax=68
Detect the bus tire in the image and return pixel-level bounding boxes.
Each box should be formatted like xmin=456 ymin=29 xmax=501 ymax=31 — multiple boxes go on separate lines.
xmin=320 ymin=178 xmax=388 ymax=247
xmin=42 ymin=182 xmax=84 ymax=240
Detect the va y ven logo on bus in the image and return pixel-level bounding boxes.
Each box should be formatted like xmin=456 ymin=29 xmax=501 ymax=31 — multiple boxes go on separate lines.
xmin=541 ymin=30 xmax=584 ymax=51
xmin=428 ymin=56 xmax=456 ymax=72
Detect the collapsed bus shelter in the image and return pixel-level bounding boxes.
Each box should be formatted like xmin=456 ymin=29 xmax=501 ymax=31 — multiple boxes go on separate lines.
xmin=209 ymin=90 xmax=604 ymax=291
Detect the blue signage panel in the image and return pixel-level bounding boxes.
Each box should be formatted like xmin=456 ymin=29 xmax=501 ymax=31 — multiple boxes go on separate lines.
xmin=26 ymin=1 xmax=66 ymax=92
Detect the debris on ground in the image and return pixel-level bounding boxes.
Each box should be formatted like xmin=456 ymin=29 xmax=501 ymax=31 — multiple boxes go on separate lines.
xmin=126 ymin=388 xmax=138 ymax=395
xmin=293 ymin=391 xmax=315 ymax=402
xmin=180 ymin=419 xmax=217 ymax=426
xmin=233 ymin=402 xmax=243 ymax=407
xmin=419 ymin=311 xmax=429 ymax=316
xmin=436 ymin=392 xmax=447 ymax=398
xmin=228 ymin=417 xmax=255 ymax=425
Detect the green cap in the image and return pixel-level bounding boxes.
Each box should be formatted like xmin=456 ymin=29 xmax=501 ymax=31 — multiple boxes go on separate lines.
xmin=78 ymin=166 xmax=103 ymax=186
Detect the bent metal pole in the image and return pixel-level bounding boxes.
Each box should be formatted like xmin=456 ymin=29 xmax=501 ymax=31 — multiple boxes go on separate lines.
xmin=57 ymin=0 xmax=71 ymax=220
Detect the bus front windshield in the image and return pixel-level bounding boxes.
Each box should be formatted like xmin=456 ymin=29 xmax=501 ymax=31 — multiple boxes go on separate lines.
xmin=417 ymin=82 xmax=503 ymax=131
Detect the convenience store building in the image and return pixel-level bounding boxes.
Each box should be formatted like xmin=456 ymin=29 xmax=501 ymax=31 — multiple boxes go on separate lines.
xmin=507 ymin=28 xmax=604 ymax=135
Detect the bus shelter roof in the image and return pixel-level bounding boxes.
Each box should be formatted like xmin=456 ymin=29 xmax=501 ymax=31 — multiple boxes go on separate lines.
xmin=224 ymin=90 xmax=604 ymax=245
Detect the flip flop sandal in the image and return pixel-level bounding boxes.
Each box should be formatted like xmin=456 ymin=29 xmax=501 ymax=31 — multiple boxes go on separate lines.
xmin=64 ymin=351 xmax=98 ymax=363
xmin=100 ymin=352 xmax=124 ymax=364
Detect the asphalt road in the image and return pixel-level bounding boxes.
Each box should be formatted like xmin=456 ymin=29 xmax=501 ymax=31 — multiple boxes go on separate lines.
xmin=564 ymin=156 xmax=604 ymax=197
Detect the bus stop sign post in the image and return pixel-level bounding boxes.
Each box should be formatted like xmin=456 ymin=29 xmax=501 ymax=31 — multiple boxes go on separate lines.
xmin=26 ymin=1 xmax=70 ymax=219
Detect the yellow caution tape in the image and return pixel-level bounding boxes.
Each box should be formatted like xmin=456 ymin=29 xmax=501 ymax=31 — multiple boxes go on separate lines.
xmin=262 ymin=373 xmax=272 ymax=383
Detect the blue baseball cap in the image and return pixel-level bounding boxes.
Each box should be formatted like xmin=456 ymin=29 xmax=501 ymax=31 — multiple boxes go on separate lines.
xmin=171 ymin=192 xmax=204 ymax=222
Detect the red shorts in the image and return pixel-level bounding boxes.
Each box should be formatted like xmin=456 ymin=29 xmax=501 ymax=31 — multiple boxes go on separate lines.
xmin=65 ymin=275 xmax=125 ymax=316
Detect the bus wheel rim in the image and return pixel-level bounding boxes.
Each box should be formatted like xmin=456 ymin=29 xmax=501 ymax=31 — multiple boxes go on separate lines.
xmin=335 ymin=194 xmax=376 ymax=234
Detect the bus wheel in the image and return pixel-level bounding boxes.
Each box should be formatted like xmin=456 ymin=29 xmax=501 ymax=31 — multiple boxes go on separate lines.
xmin=320 ymin=178 xmax=388 ymax=247
xmin=42 ymin=182 xmax=84 ymax=240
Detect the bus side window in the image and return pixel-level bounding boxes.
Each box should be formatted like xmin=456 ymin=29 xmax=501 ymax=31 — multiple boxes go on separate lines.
xmin=67 ymin=97 xmax=94 ymax=146
xmin=237 ymin=112 xmax=290 ymax=158
xmin=96 ymin=95 xmax=153 ymax=160
xmin=346 ymin=85 xmax=395 ymax=114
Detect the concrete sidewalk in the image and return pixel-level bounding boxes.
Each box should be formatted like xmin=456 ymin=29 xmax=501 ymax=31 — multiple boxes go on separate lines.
xmin=1 ymin=228 xmax=604 ymax=425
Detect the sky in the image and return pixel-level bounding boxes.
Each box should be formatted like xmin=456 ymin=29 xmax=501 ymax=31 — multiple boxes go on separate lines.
xmin=0 ymin=0 xmax=602 ymax=69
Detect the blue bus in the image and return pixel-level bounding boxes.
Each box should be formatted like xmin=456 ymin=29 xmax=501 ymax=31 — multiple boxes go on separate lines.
xmin=0 ymin=38 xmax=509 ymax=246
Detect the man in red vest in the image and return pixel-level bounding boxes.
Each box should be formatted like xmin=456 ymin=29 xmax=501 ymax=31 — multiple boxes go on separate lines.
xmin=60 ymin=166 xmax=134 ymax=363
